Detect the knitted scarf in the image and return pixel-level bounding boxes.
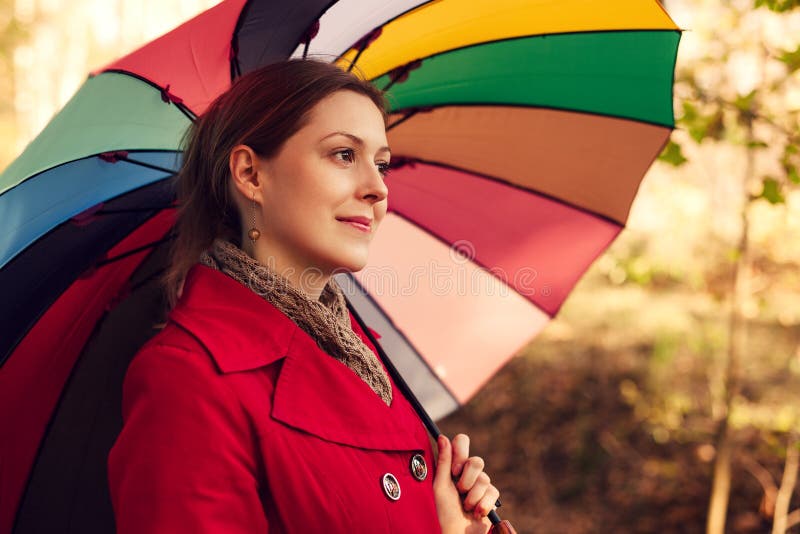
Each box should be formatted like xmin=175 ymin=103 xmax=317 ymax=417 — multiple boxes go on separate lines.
xmin=198 ymin=238 xmax=392 ymax=406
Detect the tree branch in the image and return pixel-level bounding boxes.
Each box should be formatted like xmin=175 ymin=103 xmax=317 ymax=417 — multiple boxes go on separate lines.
xmin=772 ymin=434 xmax=799 ymax=534
xmin=740 ymin=453 xmax=778 ymax=518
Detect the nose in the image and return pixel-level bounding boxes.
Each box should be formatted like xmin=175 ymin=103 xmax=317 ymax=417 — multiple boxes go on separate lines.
xmin=360 ymin=164 xmax=388 ymax=203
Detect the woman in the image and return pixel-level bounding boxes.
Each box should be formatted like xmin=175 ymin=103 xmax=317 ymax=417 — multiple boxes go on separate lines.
xmin=107 ymin=58 xmax=503 ymax=534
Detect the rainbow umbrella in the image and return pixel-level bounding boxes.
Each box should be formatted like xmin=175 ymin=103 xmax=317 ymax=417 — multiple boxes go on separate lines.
xmin=0 ymin=0 xmax=682 ymax=531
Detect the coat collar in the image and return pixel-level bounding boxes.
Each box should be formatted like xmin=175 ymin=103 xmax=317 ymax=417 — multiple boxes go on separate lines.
xmin=168 ymin=264 xmax=424 ymax=451
xmin=169 ymin=264 xmax=297 ymax=373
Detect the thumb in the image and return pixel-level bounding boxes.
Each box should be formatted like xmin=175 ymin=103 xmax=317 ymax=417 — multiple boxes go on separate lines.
xmin=435 ymin=434 xmax=452 ymax=486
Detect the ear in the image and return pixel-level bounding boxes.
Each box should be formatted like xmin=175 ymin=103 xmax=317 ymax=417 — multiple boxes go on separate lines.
xmin=229 ymin=144 xmax=265 ymax=202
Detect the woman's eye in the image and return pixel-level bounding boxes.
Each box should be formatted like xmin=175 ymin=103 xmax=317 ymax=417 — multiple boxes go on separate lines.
xmin=335 ymin=149 xmax=390 ymax=178
xmin=335 ymin=149 xmax=355 ymax=163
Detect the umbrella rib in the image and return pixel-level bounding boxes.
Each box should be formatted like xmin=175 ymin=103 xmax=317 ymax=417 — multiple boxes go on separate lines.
xmin=115 ymin=155 xmax=179 ymax=176
xmin=345 ymin=26 xmax=384 ymax=73
xmin=94 ymin=233 xmax=176 ymax=269
xmin=246 ymin=2 xmax=331 ymax=71
xmin=230 ymin=38 xmax=242 ymax=81
xmin=345 ymin=39 xmax=367 ymax=72
xmin=381 ymin=72 xmax=406 ymax=93
xmin=386 ymin=110 xmax=418 ymax=131
xmin=95 ymin=207 xmax=177 ymax=215
xmin=130 ymin=266 xmax=168 ymax=294
xmin=332 ymin=1 xmax=436 ymax=63
xmin=100 ymin=69 xmax=198 ymax=121
xmin=229 ymin=0 xmax=251 ymax=81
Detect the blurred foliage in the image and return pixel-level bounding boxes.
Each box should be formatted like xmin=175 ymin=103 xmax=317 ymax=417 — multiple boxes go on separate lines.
xmin=659 ymin=139 xmax=688 ymax=166
xmin=759 ymin=177 xmax=785 ymax=204
xmin=660 ymin=0 xmax=800 ymax=209
xmin=0 ymin=0 xmax=28 ymax=114
xmin=754 ymin=0 xmax=800 ymax=12
xmin=0 ymin=0 xmax=29 ymax=170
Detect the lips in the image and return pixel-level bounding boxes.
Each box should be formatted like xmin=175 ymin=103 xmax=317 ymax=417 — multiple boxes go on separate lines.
xmin=336 ymin=216 xmax=372 ymax=232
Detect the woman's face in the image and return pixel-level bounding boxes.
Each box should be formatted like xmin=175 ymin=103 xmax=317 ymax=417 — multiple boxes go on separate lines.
xmin=250 ymin=90 xmax=389 ymax=280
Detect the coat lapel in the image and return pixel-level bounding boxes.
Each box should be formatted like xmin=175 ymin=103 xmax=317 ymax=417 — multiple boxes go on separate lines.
xmin=270 ymin=320 xmax=423 ymax=451
xmin=168 ymin=264 xmax=424 ymax=452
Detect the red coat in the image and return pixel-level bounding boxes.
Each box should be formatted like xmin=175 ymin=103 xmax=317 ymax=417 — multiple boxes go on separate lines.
xmin=108 ymin=264 xmax=442 ymax=533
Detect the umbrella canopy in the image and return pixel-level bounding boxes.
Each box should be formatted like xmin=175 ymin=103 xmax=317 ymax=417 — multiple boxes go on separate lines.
xmin=0 ymin=0 xmax=682 ymax=532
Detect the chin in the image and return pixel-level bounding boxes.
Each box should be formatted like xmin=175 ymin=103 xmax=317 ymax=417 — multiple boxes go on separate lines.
xmin=325 ymin=249 xmax=370 ymax=274
xmin=333 ymin=257 xmax=368 ymax=274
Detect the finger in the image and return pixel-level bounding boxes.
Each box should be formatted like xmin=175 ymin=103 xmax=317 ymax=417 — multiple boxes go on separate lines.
xmin=434 ymin=434 xmax=452 ymax=489
xmin=456 ymin=455 xmax=485 ymax=493
xmin=451 ymin=433 xmax=470 ymax=477
xmin=461 ymin=472 xmax=490 ymax=512
xmin=472 ymin=485 xmax=500 ymax=520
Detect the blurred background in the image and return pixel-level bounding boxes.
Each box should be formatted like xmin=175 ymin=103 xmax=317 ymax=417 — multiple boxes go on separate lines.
xmin=1 ymin=0 xmax=799 ymax=532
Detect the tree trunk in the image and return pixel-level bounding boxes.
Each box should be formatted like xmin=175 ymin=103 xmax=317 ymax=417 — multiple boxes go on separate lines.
xmin=772 ymin=434 xmax=799 ymax=534
xmin=707 ymin=418 xmax=733 ymax=534
xmin=706 ymin=122 xmax=754 ymax=534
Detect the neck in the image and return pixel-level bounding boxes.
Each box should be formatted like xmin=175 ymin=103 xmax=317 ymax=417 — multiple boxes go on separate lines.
xmin=241 ymin=237 xmax=331 ymax=301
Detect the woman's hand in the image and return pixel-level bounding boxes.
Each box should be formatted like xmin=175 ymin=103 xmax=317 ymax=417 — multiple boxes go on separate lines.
xmin=433 ymin=433 xmax=500 ymax=534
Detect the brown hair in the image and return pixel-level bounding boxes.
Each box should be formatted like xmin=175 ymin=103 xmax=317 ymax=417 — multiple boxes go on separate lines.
xmin=162 ymin=58 xmax=389 ymax=309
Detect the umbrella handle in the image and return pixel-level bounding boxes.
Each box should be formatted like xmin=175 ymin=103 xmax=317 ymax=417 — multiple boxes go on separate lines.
xmin=489 ymin=518 xmax=518 ymax=533
xmin=347 ymin=301 xmax=513 ymax=529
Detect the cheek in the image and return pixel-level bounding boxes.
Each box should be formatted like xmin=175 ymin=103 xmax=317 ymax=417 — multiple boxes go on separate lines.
xmin=273 ymin=167 xmax=339 ymax=211
xmin=375 ymin=201 xmax=389 ymax=223
xmin=299 ymin=162 xmax=352 ymax=205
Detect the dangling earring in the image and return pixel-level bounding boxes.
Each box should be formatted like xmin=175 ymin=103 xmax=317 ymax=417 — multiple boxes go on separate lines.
xmin=247 ymin=192 xmax=261 ymax=242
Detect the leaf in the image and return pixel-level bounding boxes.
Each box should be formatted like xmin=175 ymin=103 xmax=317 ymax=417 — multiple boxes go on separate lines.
xmin=679 ymin=102 xmax=725 ymax=143
xmin=681 ymin=101 xmax=699 ymax=122
xmin=659 ymin=141 xmax=688 ymax=166
xmin=754 ymin=0 xmax=800 ymax=12
xmin=783 ymin=145 xmax=800 ymax=183
xmin=789 ymin=166 xmax=800 ymax=185
xmin=778 ymin=45 xmax=800 ymax=73
xmin=759 ymin=177 xmax=785 ymax=204
xmin=747 ymin=140 xmax=769 ymax=149
xmin=734 ymin=90 xmax=757 ymax=112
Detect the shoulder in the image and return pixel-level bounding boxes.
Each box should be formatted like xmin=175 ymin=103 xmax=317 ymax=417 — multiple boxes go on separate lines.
xmin=117 ymin=321 xmax=271 ymax=455
xmin=125 ymin=322 xmax=222 ymax=384
xmin=136 ymin=320 xmax=214 ymax=365
xmin=122 ymin=320 xmax=282 ymax=426
xmin=122 ymin=324 xmax=235 ymax=409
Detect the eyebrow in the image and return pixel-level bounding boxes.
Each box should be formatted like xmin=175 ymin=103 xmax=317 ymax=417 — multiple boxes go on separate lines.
xmin=320 ymin=131 xmax=391 ymax=156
